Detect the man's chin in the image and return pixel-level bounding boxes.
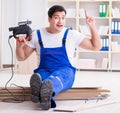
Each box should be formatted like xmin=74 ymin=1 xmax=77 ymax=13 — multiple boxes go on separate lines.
xmin=56 ymin=27 xmax=63 ymax=32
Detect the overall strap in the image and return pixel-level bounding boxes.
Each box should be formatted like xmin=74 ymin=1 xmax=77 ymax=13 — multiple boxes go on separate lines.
xmin=62 ymin=28 xmax=69 ymax=45
xmin=36 ymin=30 xmax=43 ymax=47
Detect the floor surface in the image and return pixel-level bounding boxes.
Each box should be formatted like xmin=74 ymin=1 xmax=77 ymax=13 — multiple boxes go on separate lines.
xmin=0 ymin=70 xmax=120 ymax=113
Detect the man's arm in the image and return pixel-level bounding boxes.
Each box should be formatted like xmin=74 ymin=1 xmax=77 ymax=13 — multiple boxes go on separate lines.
xmin=79 ymin=11 xmax=101 ymax=51
xmin=16 ymin=35 xmax=35 ymax=61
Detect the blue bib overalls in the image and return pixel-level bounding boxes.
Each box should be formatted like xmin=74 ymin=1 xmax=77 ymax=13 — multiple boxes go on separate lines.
xmin=34 ymin=28 xmax=76 ymax=108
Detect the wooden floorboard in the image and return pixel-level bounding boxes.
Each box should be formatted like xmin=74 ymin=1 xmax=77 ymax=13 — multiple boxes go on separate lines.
xmin=0 ymin=87 xmax=110 ymax=101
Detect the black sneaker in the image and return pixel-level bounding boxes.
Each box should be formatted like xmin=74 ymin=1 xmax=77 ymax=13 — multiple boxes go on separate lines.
xmin=30 ymin=73 xmax=42 ymax=103
xmin=40 ymin=80 xmax=53 ymax=110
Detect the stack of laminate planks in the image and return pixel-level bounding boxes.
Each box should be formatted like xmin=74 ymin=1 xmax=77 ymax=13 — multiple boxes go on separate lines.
xmin=0 ymin=87 xmax=110 ymax=101
xmin=0 ymin=87 xmax=31 ymax=101
xmin=55 ymin=87 xmax=110 ymax=100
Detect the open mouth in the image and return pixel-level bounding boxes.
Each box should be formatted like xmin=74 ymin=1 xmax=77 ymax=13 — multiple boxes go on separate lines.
xmin=57 ymin=25 xmax=63 ymax=28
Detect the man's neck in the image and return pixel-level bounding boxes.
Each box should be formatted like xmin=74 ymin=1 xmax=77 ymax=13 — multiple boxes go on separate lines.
xmin=46 ymin=27 xmax=61 ymax=34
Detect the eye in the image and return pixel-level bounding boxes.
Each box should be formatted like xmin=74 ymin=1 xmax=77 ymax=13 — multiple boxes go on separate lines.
xmin=53 ymin=15 xmax=59 ymax=20
xmin=54 ymin=16 xmax=58 ymax=19
xmin=62 ymin=16 xmax=65 ymax=20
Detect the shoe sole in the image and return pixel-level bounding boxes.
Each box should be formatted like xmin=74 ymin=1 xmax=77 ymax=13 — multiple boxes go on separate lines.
xmin=40 ymin=80 xmax=53 ymax=110
xmin=30 ymin=73 xmax=42 ymax=103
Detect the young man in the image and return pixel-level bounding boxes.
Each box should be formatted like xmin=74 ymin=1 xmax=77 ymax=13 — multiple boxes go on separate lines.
xmin=16 ymin=5 xmax=101 ymax=110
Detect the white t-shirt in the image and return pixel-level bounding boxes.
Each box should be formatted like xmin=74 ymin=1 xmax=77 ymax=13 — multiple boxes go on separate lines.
xmin=27 ymin=27 xmax=85 ymax=67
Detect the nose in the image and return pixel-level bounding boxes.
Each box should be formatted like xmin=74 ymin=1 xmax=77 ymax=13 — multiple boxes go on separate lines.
xmin=58 ymin=18 xmax=62 ymax=23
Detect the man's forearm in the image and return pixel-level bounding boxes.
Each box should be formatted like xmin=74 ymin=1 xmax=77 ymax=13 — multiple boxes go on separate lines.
xmin=16 ymin=46 xmax=26 ymax=61
xmin=90 ymin=25 xmax=101 ymax=50
xmin=16 ymin=40 xmax=27 ymax=61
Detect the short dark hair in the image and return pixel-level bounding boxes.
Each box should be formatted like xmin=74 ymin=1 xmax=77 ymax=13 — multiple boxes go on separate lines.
xmin=48 ymin=5 xmax=66 ymax=18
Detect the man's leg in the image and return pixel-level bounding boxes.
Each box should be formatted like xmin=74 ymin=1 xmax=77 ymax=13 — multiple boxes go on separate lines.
xmin=48 ymin=67 xmax=76 ymax=95
xmin=44 ymin=67 xmax=76 ymax=108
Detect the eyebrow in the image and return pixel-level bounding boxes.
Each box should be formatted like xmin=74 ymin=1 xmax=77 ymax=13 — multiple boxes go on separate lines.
xmin=53 ymin=14 xmax=66 ymax=17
